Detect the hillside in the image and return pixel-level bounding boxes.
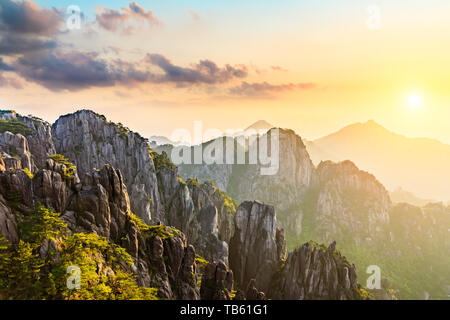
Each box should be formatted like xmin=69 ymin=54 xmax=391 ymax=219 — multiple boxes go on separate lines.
xmin=311 ymin=120 xmax=450 ymax=202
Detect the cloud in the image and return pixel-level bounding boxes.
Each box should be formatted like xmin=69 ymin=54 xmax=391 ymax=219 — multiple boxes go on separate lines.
xmin=0 ymin=0 xmax=63 ymax=35
xmin=229 ymin=81 xmax=317 ymax=97
xmin=15 ymin=50 xmax=147 ymax=91
xmin=0 ymin=74 xmax=23 ymax=89
xmin=96 ymin=2 xmax=160 ymax=33
xmin=12 ymin=50 xmax=248 ymax=91
xmin=0 ymin=2 xmax=247 ymax=92
xmin=146 ymin=54 xmax=248 ymax=84
xmin=0 ymin=33 xmax=57 ymax=55
xmin=0 ymin=1 xmax=60 ymax=57
xmin=0 ymin=57 xmax=14 ymax=71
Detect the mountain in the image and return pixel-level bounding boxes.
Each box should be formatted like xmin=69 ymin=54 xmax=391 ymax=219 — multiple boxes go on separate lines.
xmin=1 ymin=109 xmax=448 ymax=300
xmin=390 ymin=187 xmax=434 ymax=207
xmin=304 ymin=139 xmax=340 ymax=165
xmin=0 ymin=109 xmax=373 ymax=301
xmin=245 ymin=120 xmax=274 ymax=132
xmin=162 ymin=126 xmax=450 ymax=299
xmin=149 ymin=135 xmax=189 ymax=147
xmin=310 ymin=120 xmax=450 ymax=202
xmin=149 ymin=135 xmax=175 ymax=146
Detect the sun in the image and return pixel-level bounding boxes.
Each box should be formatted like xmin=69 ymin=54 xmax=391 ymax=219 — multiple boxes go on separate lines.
xmin=407 ymin=94 xmax=422 ymax=109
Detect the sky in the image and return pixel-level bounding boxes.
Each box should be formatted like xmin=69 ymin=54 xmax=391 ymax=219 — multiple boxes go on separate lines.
xmin=0 ymin=0 xmax=450 ymax=144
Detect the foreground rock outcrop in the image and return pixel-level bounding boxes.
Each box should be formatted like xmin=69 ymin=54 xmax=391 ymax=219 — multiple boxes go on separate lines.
xmin=311 ymin=160 xmax=391 ymax=243
xmin=230 ymin=201 xmax=286 ymax=293
xmin=52 ymin=110 xmax=162 ymax=223
xmin=0 ymin=109 xmax=374 ymax=301
xmin=52 ymin=110 xmax=234 ymax=264
xmin=270 ymin=241 xmax=363 ymax=300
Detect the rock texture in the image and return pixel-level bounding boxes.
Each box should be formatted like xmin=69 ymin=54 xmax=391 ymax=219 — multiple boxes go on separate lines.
xmin=311 ymin=160 xmax=391 ymax=243
xmin=52 ymin=110 xmax=235 ymax=265
xmin=200 ymin=261 xmax=234 ymax=300
xmin=270 ymin=241 xmax=363 ymax=300
xmin=52 ymin=110 xmax=162 ymax=223
xmin=229 ymin=201 xmax=286 ymax=293
xmin=0 ymin=160 xmax=201 ymax=300
xmin=0 ymin=109 xmax=386 ymax=301
xmin=0 ymin=194 xmax=18 ymax=244
xmin=0 ymin=111 xmax=56 ymax=171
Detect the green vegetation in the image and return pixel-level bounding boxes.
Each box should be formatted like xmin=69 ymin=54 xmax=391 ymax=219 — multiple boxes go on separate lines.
xmin=0 ymin=119 xmax=34 ymax=136
xmin=48 ymin=154 xmax=77 ymax=179
xmin=0 ymin=204 xmax=158 ymax=300
xmin=286 ymin=208 xmax=450 ymax=299
xmin=0 ymin=110 xmax=16 ymax=114
xmin=127 ymin=212 xmax=150 ymax=232
xmin=116 ymin=123 xmax=129 ymax=137
xmin=5 ymin=190 xmax=22 ymax=210
xmin=214 ymin=188 xmax=237 ymax=213
xmin=195 ymin=254 xmax=208 ymax=269
xmin=143 ymin=224 xmax=180 ymax=241
xmin=186 ymin=177 xmax=200 ymax=188
xmin=22 ymin=168 xmax=34 ymax=179
xmin=150 ymin=150 xmax=175 ymax=171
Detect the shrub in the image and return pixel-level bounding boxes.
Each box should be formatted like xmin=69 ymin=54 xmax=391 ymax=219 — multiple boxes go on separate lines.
xmin=0 ymin=204 xmax=158 ymax=300
xmin=22 ymin=168 xmax=34 ymax=179
xmin=128 ymin=212 xmax=150 ymax=232
xmin=48 ymin=154 xmax=76 ymax=179
xmin=0 ymin=120 xmax=34 ymax=136
xmin=149 ymin=149 xmax=175 ymax=171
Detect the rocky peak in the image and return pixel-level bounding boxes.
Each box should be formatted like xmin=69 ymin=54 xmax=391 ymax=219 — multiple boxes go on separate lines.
xmin=229 ymin=200 xmax=286 ymax=293
xmin=310 ymin=160 xmax=391 ymax=243
xmin=0 ymin=110 xmax=56 ymax=171
xmin=52 ymin=110 xmax=162 ymax=223
xmin=270 ymin=241 xmax=365 ymax=300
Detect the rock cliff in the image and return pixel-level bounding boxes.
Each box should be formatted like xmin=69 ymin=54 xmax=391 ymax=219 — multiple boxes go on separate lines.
xmin=0 ymin=109 xmax=381 ymax=300
xmin=229 ymin=201 xmax=286 ymax=293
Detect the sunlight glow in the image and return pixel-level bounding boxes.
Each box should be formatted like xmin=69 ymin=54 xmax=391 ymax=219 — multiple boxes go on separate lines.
xmin=408 ymin=94 xmax=422 ymax=109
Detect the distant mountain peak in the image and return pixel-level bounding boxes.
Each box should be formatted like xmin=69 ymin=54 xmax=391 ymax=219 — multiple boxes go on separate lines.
xmin=245 ymin=120 xmax=274 ymax=131
xmin=363 ymin=119 xmax=385 ymax=129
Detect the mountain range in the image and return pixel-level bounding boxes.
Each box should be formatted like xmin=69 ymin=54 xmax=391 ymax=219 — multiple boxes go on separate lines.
xmin=308 ymin=120 xmax=450 ymax=203
xmin=0 ymin=110 xmax=448 ymax=300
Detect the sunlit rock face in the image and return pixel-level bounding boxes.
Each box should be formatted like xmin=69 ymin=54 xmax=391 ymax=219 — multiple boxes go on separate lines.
xmin=229 ymin=200 xmax=286 ymax=293
xmin=311 ymin=160 xmax=392 ymax=243
xmin=52 ymin=110 xmax=163 ymax=224
xmin=269 ymin=241 xmax=362 ymax=300
xmin=52 ymin=110 xmax=235 ymax=264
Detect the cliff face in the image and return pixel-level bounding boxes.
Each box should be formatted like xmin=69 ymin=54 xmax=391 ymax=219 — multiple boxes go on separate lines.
xmin=0 ymin=110 xmax=374 ymax=301
xmin=168 ymin=129 xmax=392 ymax=243
xmin=270 ymin=241 xmax=365 ymax=300
xmin=230 ymin=129 xmax=314 ymax=207
xmin=52 ymin=110 xmax=162 ymax=224
xmin=0 ymin=140 xmax=200 ymax=299
xmin=52 ymin=110 xmax=234 ymax=264
xmin=311 ymin=160 xmax=391 ymax=243
xmin=229 ymin=201 xmax=286 ymax=293
xmin=0 ymin=111 xmax=56 ymax=171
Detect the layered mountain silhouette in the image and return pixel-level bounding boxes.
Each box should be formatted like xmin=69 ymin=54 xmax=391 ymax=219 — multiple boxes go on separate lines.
xmin=0 ymin=110 xmax=448 ymax=300
xmin=309 ymin=120 xmax=450 ymax=203
xmin=157 ymin=122 xmax=450 ymax=300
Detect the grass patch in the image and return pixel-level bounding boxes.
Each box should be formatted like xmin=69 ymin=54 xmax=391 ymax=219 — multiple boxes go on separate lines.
xmin=0 ymin=120 xmax=33 ymax=136
xmin=48 ymin=154 xmax=76 ymax=180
